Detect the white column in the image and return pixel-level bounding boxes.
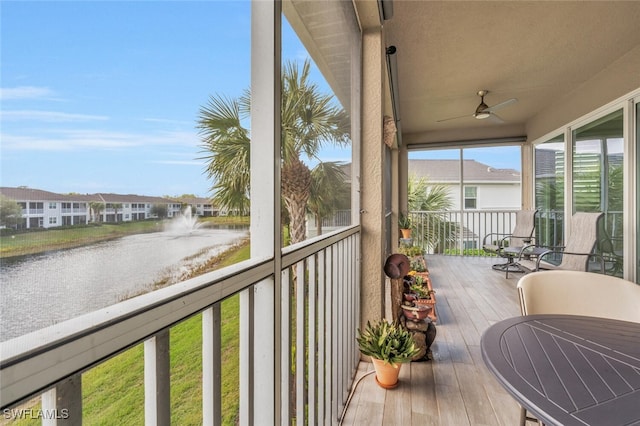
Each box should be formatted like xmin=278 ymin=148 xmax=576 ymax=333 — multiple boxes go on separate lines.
xmin=41 ymin=374 xmax=82 ymax=426
xmin=203 ymin=305 xmax=222 ymax=426
xmin=246 ymin=0 xmax=281 ymax=424
xmin=144 ymin=330 xmax=170 ymax=426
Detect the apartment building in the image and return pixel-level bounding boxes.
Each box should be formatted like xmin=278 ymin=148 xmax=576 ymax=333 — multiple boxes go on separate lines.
xmin=0 ymin=187 xmax=218 ymax=229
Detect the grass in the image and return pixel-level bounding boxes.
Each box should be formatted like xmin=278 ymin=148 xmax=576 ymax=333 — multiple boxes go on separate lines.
xmin=0 ymin=221 xmax=163 ymax=258
xmin=0 ymin=216 xmax=249 ymax=258
xmin=4 ymin=235 xmax=249 ymax=426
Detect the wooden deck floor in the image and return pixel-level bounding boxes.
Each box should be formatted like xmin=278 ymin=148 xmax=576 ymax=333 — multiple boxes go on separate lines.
xmin=341 ymin=255 xmax=524 ymax=426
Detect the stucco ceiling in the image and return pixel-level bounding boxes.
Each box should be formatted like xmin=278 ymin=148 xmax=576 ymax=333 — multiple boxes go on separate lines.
xmin=377 ymin=1 xmax=640 ymax=146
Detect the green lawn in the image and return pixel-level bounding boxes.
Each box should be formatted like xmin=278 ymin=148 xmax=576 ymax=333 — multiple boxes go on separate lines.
xmin=0 ymin=222 xmax=162 ymax=258
xmin=6 ymin=241 xmax=248 ymax=426
xmin=0 ymin=216 xmax=249 ymax=258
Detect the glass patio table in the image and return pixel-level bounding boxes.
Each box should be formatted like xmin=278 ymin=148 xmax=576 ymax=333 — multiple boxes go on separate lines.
xmin=481 ymin=314 xmax=640 ymax=426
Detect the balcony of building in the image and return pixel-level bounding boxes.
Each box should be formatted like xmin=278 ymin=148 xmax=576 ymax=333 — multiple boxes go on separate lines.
xmin=2 ymin=0 xmax=639 ymax=424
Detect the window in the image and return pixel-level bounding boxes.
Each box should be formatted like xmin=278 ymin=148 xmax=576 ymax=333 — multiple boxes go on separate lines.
xmin=464 ymin=186 xmax=477 ymax=209
xmin=408 ymin=146 xmax=522 ymax=254
xmin=281 ymin=1 xmax=358 ymax=243
xmin=535 ymin=134 xmax=565 ymax=247
xmin=1 ymin=1 xmax=251 ymax=342
xmin=572 ymin=109 xmax=624 ymax=276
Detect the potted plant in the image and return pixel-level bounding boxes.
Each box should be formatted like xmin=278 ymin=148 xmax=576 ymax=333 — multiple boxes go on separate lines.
xmin=398 ymin=212 xmax=412 ymax=239
xmin=357 ymin=319 xmax=419 ymax=389
xmin=398 ymin=244 xmax=424 ymax=258
xmin=405 ymin=272 xmax=437 ymax=323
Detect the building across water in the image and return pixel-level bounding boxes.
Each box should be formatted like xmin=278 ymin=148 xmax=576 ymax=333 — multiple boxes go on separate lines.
xmin=0 ymin=186 xmax=222 ymax=229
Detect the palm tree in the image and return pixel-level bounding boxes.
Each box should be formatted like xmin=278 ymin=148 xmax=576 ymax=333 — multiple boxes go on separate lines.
xmin=111 ymin=203 xmax=123 ymax=223
xmin=198 ymin=59 xmax=350 ymax=244
xmin=408 ymin=174 xmax=458 ymax=253
xmin=308 ymin=162 xmax=350 ymax=236
xmin=89 ymin=202 xmax=104 ymax=223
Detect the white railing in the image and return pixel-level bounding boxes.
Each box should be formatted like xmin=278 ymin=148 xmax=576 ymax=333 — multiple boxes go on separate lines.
xmin=409 ymin=209 xmax=619 ymax=254
xmin=0 ymin=226 xmax=361 ymax=425
xmin=409 ymin=210 xmax=519 ymax=255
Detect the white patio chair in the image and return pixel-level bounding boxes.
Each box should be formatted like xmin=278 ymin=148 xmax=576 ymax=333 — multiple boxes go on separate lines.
xmin=516 ymin=270 xmax=640 ymax=425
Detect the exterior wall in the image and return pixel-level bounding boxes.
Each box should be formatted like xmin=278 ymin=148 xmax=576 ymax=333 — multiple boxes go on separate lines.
xmin=527 ymin=45 xmax=640 ymax=143
xmin=428 ymin=183 xmax=521 ymax=210
xmin=476 ymin=184 xmax=521 ymax=210
xmin=360 ymin=29 xmax=386 ymax=330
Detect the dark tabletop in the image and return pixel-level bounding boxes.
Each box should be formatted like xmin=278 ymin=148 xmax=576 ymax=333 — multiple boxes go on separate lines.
xmin=481 ymin=314 xmax=640 ymax=426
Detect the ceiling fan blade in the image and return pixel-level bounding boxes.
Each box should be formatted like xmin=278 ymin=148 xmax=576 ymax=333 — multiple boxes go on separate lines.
xmin=487 ymin=113 xmax=505 ymax=123
xmin=485 ymin=98 xmax=517 ymax=113
xmin=436 ymin=113 xmax=472 ymax=123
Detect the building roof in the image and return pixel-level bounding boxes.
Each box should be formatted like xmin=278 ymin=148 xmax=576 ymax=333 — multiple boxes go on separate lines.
xmin=0 ymin=187 xmax=192 ymax=205
xmin=409 ymin=159 xmax=520 ymax=183
xmin=0 ymin=186 xmax=95 ymax=202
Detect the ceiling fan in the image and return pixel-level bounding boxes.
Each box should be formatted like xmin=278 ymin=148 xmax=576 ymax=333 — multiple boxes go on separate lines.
xmin=436 ymin=90 xmax=517 ymax=123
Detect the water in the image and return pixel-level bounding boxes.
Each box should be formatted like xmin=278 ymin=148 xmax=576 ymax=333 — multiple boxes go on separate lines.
xmin=0 ymin=224 xmax=248 ymax=341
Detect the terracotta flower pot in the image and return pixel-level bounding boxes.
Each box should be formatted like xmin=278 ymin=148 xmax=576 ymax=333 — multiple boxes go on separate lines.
xmin=371 ymin=357 xmax=402 ymax=389
xmin=400 ymin=228 xmax=412 ymax=239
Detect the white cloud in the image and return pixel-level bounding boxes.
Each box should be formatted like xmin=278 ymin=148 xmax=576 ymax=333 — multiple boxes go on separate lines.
xmin=0 ymin=129 xmax=200 ymax=151
xmin=1 ymin=110 xmax=109 ymax=122
xmin=0 ymin=86 xmax=55 ymax=100
xmin=142 ymin=117 xmax=193 ymax=126
xmin=151 ymin=160 xmax=203 ymax=166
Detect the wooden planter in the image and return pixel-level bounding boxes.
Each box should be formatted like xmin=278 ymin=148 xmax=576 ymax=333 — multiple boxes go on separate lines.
xmin=409 ymin=273 xmax=437 ymax=323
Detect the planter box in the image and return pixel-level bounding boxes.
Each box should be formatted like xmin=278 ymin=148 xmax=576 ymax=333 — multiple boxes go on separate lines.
xmin=404 ymin=273 xmax=437 ymax=323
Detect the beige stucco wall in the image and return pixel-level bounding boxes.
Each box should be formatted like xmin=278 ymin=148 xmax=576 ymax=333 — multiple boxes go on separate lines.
xmin=360 ymin=29 xmax=387 ymax=329
xmin=526 ymin=45 xmax=640 ymax=143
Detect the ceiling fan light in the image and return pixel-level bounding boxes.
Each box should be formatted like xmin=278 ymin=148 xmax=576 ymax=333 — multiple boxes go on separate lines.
xmin=475 ymin=112 xmax=491 ymax=119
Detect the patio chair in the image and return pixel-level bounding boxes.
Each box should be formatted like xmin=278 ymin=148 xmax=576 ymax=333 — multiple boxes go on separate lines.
xmin=516 ymin=270 xmax=640 ymax=425
xmin=516 ymin=212 xmax=604 ymax=274
xmin=596 ymin=217 xmax=624 ymax=276
xmin=482 ymin=209 xmax=537 ymax=278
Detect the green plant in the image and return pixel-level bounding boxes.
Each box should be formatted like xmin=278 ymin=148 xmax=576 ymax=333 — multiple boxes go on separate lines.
xmin=357 ymin=319 xmax=419 ymax=364
xmin=398 ymin=244 xmax=424 ymax=257
xmin=410 ymin=258 xmax=426 ymax=272
xmin=398 ymin=212 xmax=411 ymax=229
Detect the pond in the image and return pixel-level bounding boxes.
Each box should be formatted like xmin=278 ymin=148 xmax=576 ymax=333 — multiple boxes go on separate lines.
xmin=0 ymin=226 xmax=248 ymax=341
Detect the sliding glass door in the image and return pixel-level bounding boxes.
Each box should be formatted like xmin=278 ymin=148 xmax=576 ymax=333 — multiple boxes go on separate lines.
xmin=572 ymin=109 xmax=624 ymax=276
xmin=534 ymin=134 xmax=565 ymax=248
xmin=637 ymin=102 xmax=640 ymax=281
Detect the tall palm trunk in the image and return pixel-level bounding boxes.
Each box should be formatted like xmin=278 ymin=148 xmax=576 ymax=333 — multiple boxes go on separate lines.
xmin=282 ymin=158 xmax=311 ymax=244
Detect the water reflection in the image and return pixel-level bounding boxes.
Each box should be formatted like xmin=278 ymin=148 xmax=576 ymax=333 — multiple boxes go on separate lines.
xmin=0 ymin=227 xmax=248 ymax=341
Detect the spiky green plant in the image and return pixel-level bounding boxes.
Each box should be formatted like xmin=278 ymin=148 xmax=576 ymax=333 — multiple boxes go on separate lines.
xmin=356 ymin=320 xmax=419 ymax=365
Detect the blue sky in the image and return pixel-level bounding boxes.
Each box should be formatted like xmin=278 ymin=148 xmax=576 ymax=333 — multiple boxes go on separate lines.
xmin=1 ymin=1 xmax=518 ymax=198
xmin=1 ymin=1 xmax=344 ymax=198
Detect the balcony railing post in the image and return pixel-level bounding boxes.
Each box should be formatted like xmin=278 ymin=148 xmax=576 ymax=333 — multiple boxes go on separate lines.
xmin=144 ymin=329 xmax=170 ymax=426
xmin=295 ymin=260 xmax=306 ymax=426
xmin=41 ymin=374 xmax=82 ymax=426
xmin=316 ymin=250 xmax=326 ymax=425
xmin=202 ymin=304 xmax=222 ymax=426
xmin=239 ymin=288 xmax=254 ymax=426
